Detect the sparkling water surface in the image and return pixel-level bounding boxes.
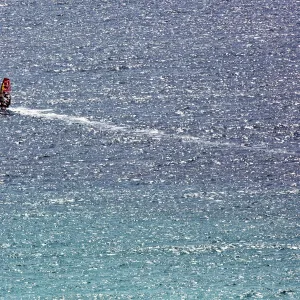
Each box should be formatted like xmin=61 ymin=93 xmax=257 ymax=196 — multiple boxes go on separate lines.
xmin=0 ymin=0 xmax=299 ymax=298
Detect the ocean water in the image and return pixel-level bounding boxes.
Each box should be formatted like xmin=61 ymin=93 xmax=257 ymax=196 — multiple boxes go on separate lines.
xmin=0 ymin=0 xmax=299 ymax=298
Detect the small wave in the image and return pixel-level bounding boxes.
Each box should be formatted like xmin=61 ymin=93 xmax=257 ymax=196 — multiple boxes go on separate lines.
xmin=49 ymin=198 xmax=75 ymax=205
xmin=131 ymin=242 xmax=300 ymax=257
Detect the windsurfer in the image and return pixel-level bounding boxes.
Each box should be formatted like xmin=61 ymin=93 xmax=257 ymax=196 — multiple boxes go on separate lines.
xmin=0 ymin=78 xmax=11 ymax=110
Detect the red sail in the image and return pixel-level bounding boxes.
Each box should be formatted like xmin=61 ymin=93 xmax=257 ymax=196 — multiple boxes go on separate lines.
xmin=1 ymin=78 xmax=11 ymax=93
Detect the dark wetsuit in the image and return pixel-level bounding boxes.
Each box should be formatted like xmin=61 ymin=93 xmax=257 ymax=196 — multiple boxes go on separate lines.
xmin=0 ymin=92 xmax=11 ymax=109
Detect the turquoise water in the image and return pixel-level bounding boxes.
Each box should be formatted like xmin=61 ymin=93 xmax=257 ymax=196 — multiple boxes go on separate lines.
xmin=0 ymin=0 xmax=299 ymax=298
xmin=1 ymin=186 xmax=299 ymax=298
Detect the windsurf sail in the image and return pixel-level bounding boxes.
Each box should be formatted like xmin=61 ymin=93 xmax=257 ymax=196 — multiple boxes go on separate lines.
xmin=1 ymin=78 xmax=11 ymax=93
xmin=0 ymin=78 xmax=11 ymax=109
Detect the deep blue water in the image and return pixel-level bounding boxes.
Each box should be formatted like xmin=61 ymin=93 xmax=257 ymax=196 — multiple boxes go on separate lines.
xmin=0 ymin=0 xmax=299 ymax=298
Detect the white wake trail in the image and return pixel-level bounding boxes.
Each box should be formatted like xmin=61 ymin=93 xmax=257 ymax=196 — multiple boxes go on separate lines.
xmin=11 ymin=107 xmax=126 ymax=132
xmin=10 ymin=107 xmax=217 ymax=145
xmin=10 ymin=107 xmax=297 ymax=155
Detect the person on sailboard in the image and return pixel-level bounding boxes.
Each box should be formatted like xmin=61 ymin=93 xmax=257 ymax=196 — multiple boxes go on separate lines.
xmin=0 ymin=78 xmax=11 ymax=110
